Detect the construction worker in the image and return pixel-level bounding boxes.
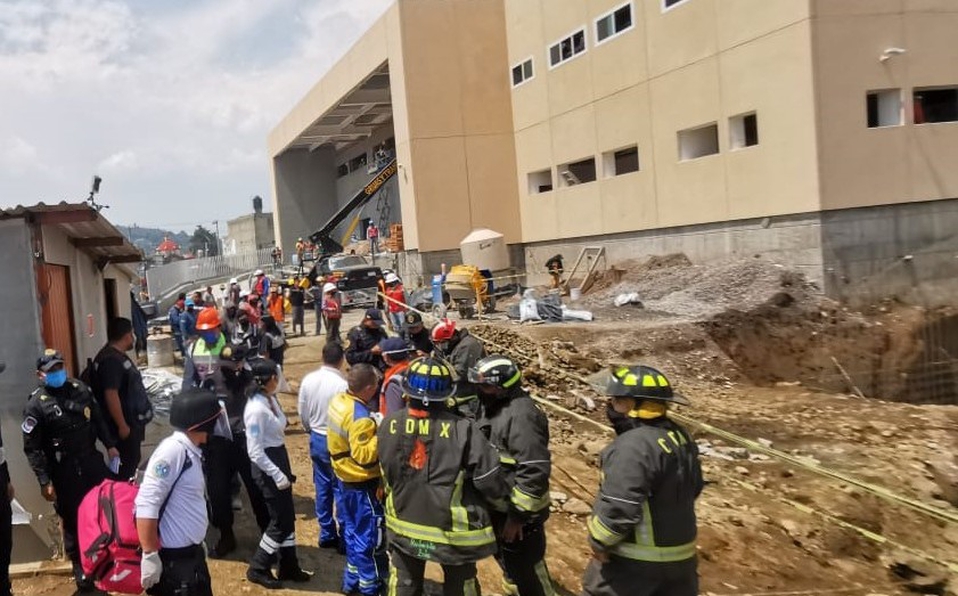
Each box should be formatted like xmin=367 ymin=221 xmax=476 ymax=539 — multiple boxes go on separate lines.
xmin=582 ymin=365 xmax=703 ymax=596
xmin=345 ymin=309 xmax=389 ymax=373
xmin=323 ymin=283 xmax=343 ymax=343
xmin=328 ymin=364 xmax=386 ymax=595
xmin=545 ymin=254 xmax=564 ymax=290
xmin=378 ymin=357 xmax=510 ymax=596
xmin=402 ymin=311 xmax=433 ymax=356
xmin=182 ymin=307 xmax=227 ymax=391
xmin=244 ymin=358 xmax=311 ymax=589
xmin=378 ymin=338 xmax=411 ymax=415
xmin=204 ymin=342 xmax=270 ymax=558
xmin=431 ymin=318 xmax=486 ymax=418
xmin=267 ymin=286 xmax=286 ymax=324
xmin=471 ymin=356 xmax=555 ymax=596
xmin=22 ymin=349 xmax=119 ymax=591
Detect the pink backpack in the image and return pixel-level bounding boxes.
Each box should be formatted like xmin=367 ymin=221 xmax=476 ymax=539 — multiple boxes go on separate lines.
xmin=79 ymin=457 xmax=192 ymax=594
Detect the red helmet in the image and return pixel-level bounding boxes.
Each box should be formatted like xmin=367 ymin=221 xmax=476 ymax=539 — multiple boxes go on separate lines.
xmin=431 ymin=318 xmax=456 ymax=342
xmin=195 ymin=307 xmax=222 ymax=330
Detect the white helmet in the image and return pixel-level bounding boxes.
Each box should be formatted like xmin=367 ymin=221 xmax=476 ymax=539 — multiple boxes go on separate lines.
xmin=384 ymin=272 xmax=400 ymax=284
xmin=323 ymin=282 xmax=338 ymax=294
xmin=254 ymin=269 xmax=264 ymax=276
xmin=229 ymin=277 xmax=238 ymax=284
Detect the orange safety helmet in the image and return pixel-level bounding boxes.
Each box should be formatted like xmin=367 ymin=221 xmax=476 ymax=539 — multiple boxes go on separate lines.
xmin=430 ymin=318 xmax=457 ymax=342
xmin=195 ymin=306 xmax=222 ymax=330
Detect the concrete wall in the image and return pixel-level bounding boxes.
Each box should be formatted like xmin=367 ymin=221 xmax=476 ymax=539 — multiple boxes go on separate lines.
xmin=227 ymin=213 xmax=275 ymax=253
xmin=271 ymin=147 xmax=338 ymax=258
xmin=0 ymin=219 xmax=44 ymax=402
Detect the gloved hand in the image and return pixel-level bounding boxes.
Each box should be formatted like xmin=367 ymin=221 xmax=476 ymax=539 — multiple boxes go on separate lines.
xmin=275 ymin=475 xmax=291 ymax=491
xmin=141 ymin=551 xmax=162 ymax=589
xmin=370 ymin=412 xmax=384 ymax=426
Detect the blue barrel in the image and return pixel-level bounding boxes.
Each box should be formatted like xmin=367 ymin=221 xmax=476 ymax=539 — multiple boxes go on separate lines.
xmin=431 ymin=274 xmax=444 ymax=305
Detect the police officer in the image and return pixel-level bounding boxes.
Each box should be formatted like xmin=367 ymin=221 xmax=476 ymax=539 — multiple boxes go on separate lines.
xmin=136 ymin=388 xmax=225 ymax=596
xmin=345 ymin=309 xmax=389 ymax=374
xmin=401 ymin=312 xmax=432 ymax=356
xmin=471 ymin=356 xmax=555 ymax=596
xmin=378 ymin=357 xmax=510 ymax=596
xmin=0 ymin=362 xmax=12 ymax=596
xmin=582 ymin=365 xmax=704 ymax=596
xmin=22 ymin=349 xmax=118 ymax=591
xmin=431 ymin=319 xmax=486 ymax=418
xmin=244 ymin=359 xmax=311 ymax=590
xmin=203 ymin=342 xmax=270 ymax=558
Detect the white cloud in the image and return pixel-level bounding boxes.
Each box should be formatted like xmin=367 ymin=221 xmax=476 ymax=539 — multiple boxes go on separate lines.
xmin=0 ymin=0 xmax=394 ymax=228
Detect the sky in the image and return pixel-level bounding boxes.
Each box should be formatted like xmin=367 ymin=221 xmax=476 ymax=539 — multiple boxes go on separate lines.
xmin=0 ymin=0 xmax=393 ymax=231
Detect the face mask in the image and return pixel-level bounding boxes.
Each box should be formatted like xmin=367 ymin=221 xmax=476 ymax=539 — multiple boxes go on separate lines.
xmin=201 ymin=331 xmax=220 ymax=345
xmin=44 ymin=369 xmax=68 ymax=389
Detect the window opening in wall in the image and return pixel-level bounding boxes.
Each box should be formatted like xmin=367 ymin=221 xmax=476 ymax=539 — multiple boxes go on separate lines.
xmin=602 ymin=146 xmax=639 ymax=177
xmin=336 ymin=163 xmax=349 ymax=178
xmin=663 ymin=0 xmax=690 ymax=11
xmin=557 ymin=157 xmax=597 ymax=186
xmin=729 ymin=113 xmax=759 ymax=150
xmin=914 ymin=87 xmax=958 ymax=124
xmin=348 ymin=152 xmax=367 ymax=172
xmin=596 ymin=2 xmax=633 ymax=44
xmin=549 ymin=29 xmax=587 ymax=68
xmin=511 ymin=58 xmax=534 ymax=87
xmin=866 ymin=90 xmax=902 ymax=128
xmin=678 ymin=123 xmax=719 ymax=161
xmin=528 ymin=169 xmax=553 ymax=194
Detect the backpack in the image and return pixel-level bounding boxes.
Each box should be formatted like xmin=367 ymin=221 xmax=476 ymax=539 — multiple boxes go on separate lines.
xmin=78 ymin=455 xmax=192 ymax=594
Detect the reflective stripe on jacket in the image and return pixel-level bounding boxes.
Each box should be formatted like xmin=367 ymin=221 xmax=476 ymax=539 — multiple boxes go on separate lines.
xmin=327 ymin=392 xmax=380 ymax=484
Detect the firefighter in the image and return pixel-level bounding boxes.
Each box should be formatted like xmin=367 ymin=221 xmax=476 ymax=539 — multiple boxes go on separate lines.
xmin=378 ymin=357 xmax=510 ymax=596
xmin=203 ymin=342 xmax=270 ymax=558
xmin=328 ymin=364 xmax=387 ymax=596
xmin=22 ymin=349 xmax=118 ymax=591
xmin=182 ymin=307 xmax=228 ymax=391
xmin=471 ymin=356 xmax=555 ymax=596
xmin=582 ymin=365 xmax=703 ymax=596
xmin=431 ymin=319 xmax=486 ymax=418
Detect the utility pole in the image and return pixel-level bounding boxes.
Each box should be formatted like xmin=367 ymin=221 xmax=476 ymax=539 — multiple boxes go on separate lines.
xmin=213 ymin=220 xmax=221 ymax=256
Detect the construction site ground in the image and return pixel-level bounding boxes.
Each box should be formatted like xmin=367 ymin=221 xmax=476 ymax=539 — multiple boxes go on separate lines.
xmin=14 ymin=255 xmax=958 ymax=595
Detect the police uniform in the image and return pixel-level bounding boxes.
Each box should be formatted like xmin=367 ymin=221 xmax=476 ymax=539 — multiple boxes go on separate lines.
xmin=328 ymin=388 xmax=386 ymax=595
xmin=477 ymin=388 xmax=555 ymax=596
xmin=135 ymin=431 xmax=211 ymax=596
xmin=22 ymin=371 xmax=114 ymax=586
xmin=401 ymin=313 xmax=433 ymax=356
xmin=245 ymin=388 xmax=308 ymax=585
xmin=203 ymin=356 xmax=270 ymax=555
xmin=377 ymin=358 xmax=510 ymax=596
xmin=345 ymin=318 xmax=389 ymax=373
xmin=582 ymin=366 xmax=704 ymax=596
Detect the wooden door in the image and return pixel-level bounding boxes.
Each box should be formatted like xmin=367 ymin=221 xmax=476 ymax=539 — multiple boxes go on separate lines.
xmin=38 ymin=264 xmax=77 ymax=376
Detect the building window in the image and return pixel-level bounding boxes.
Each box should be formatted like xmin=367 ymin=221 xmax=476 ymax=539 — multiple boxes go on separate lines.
xmin=549 ymin=28 xmax=587 ymax=69
xmin=528 ymin=169 xmax=554 ymax=194
xmin=602 ymin=146 xmax=639 ymax=177
xmin=557 ymin=157 xmax=597 ymax=187
xmin=678 ymin=123 xmax=719 ymax=161
xmin=348 ymin=153 xmax=367 ymax=172
xmin=866 ymin=90 xmax=902 ymax=128
xmin=663 ymin=0 xmax=690 ymax=10
xmin=729 ymin=113 xmax=759 ymax=150
xmin=914 ymin=87 xmax=958 ymax=124
xmin=596 ymin=2 xmax=634 ymax=44
xmin=511 ymin=58 xmax=534 ymax=87
xmin=336 ymin=163 xmax=349 ymax=178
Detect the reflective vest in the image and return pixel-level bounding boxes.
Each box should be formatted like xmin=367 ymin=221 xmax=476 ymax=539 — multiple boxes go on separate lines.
xmin=327 ymin=392 xmax=380 ymax=484
xmin=379 ymin=362 xmax=409 ymax=415
xmin=190 ymin=334 xmax=226 ymax=386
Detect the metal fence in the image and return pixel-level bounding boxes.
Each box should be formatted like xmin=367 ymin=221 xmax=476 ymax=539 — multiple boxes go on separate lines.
xmin=145 ymin=248 xmax=274 ymax=301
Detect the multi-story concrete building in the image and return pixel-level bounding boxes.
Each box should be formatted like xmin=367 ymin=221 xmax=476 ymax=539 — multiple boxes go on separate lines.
xmin=270 ymin=0 xmax=958 ymax=302
xmin=225 ymin=196 xmax=276 ymax=254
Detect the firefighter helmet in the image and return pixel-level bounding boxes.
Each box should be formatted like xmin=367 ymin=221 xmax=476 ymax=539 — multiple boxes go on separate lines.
xmin=402 ymin=357 xmax=456 ymax=405
xmin=195 ymin=307 xmax=221 ymax=330
xmin=589 ymin=365 xmax=689 ymax=405
xmin=430 ymin=318 xmax=456 ymax=342
xmin=467 ymin=355 xmax=522 ymax=391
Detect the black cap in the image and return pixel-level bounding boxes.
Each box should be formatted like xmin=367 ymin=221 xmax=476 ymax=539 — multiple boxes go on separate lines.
xmin=170 ymin=388 xmax=221 ymax=432
xmin=37 ymin=349 xmax=65 ymax=372
xmin=250 ymin=358 xmax=279 ymax=385
xmin=364 ymin=308 xmax=384 ymax=326
xmin=404 ymin=311 xmax=423 ymax=326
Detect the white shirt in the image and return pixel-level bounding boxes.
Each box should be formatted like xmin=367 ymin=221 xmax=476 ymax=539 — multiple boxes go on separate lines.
xmin=297 ymin=366 xmax=348 ymax=434
xmin=134 ymin=432 xmax=207 ymax=549
xmin=245 ymin=392 xmax=288 ymax=485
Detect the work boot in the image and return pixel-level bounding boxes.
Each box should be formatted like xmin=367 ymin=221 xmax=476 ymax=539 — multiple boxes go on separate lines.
xmin=210 ymin=529 xmax=237 ymax=559
xmin=277 ymin=565 xmax=312 ymax=583
xmin=319 ymin=536 xmax=341 ymax=550
xmin=246 ymin=568 xmax=282 ymax=590
xmin=72 ymin=562 xmax=97 ymax=592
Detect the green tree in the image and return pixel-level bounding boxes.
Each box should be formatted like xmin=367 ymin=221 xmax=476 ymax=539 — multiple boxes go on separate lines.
xmin=189 ymin=225 xmax=219 ymax=256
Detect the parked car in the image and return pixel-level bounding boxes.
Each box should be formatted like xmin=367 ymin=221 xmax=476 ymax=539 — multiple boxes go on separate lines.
xmin=308 ymin=254 xmax=383 ymax=309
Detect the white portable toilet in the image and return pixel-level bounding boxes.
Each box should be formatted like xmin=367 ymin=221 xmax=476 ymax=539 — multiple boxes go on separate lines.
xmin=460 ymin=228 xmax=510 ymax=272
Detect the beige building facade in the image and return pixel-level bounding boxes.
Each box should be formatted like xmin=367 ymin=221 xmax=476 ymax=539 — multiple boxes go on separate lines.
xmin=271 ymin=0 xmax=958 ymax=302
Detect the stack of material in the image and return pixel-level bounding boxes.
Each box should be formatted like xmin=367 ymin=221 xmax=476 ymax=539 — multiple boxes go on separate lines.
xmin=385 ymin=223 xmax=404 ymax=252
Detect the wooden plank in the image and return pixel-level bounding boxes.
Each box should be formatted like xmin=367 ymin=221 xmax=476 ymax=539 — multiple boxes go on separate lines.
xmin=9 ymin=560 xmax=72 ymax=579
xmin=72 ymin=236 xmax=125 ymax=248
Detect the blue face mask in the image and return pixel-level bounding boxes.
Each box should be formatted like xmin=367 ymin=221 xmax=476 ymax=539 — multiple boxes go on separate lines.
xmin=44 ymin=369 xmax=67 ymax=389
xmin=201 ymin=331 xmax=220 ymax=345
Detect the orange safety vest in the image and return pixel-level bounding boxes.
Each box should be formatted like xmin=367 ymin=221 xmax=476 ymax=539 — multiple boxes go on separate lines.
xmin=379 ymin=361 xmax=410 ymax=415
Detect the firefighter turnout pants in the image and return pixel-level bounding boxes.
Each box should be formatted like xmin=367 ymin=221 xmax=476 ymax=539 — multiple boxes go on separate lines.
xmin=207 ymin=434 xmax=270 ymax=535
xmin=249 ymin=446 xmax=302 ymax=574
xmin=493 ymin=517 xmax=555 ymax=596
xmin=580 ymin=555 xmax=698 ymax=596
xmin=387 ymin=547 xmax=480 ymax=596
xmin=340 ymin=481 xmax=387 ymax=595
xmin=309 ymin=431 xmax=343 ymax=544
xmin=147 ymin=545 xmax=212 ymax=596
